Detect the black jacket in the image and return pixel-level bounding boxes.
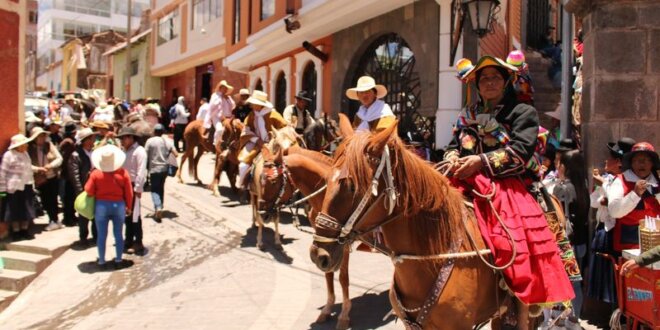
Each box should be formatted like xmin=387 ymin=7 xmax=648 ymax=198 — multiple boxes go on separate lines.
xmin=67 ymin=145 xmax=93 ymax=195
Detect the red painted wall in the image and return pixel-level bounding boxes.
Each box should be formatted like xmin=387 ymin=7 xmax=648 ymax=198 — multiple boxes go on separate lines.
xmin=0 ymin=8 xmax=21 ymax=152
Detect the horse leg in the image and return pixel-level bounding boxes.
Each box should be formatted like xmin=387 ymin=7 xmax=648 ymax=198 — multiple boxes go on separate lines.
xmin=273 ymin=211 xmax=282 ymax=250
xmin=336 ymin=247 xmax=351 ymax=330
xmin=193 ymin=147 xmax=204 ymax=184
xmin=208 ymin=153 xmax=223 ymax=196
xmin=177 ymin=150 xmax=189 ymax=184
xmin=252 ymin=194 xmax=265 ymax=251
xmin=316 ymin=272 xmax=336 ymax=323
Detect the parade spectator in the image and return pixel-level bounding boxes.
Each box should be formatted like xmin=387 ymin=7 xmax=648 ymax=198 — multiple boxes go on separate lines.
xmin=237 ymin=90 xmax=287 ymax=189
xmin=607 ymin=142 xmax=660 ymax=252
xmin=28 ymin=127 xmax=63 ymax=231
xmin=196 ymin=98 xmax=210 ymax=121
xmin=59 ymin=122 xmax=78 ymax=226
xmin=233 ymin=89 xmax=251 ymax=122
xmin=552 ymin=150 xmax=590 ymax=327
xmin=283 ymin=91 xmax=315 ymax=135
xmin=205 ymin=80 xmax=236 ymax=146
xmin=60 ymin=94 xmax=75 ymax=119
xmin=118 ymin=127 xmax=147 ymax=255
xmin=91 ymin=121 xmax=117 ymax=148
xmin=46 ymin=119 xmax=63 ymax=145
xmin=85 ymin=145 xmax=133 ymax=270
xmin=172 ymin=96 xmax=190 ymax=153
xmin=68 ymin=128 xmax=98 ymax=247
xmin=588 ymin=137 xmax=635 ymax=303
xmin=0 ymin=134 xmax=37 ymax=241
xmin=144 ymin=124 xmax=178 ymax=222
xmin=346 ymin=76 xmax=396 ymax=132
xmin=25 ymin=111 xmax=42 ymax=133
xmin=540 ymin=143 xmax=556 ymax=180
xmin=621 ymin=245 xmax=660 ymax=275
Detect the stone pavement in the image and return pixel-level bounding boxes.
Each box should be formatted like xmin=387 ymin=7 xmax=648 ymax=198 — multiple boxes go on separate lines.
xmin=0 ymin=151 xmax=607 ymax=330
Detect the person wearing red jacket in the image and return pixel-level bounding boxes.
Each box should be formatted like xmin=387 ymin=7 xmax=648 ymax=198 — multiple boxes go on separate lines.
xmin=85 ymin=145 xmax=133 ymax=270
xmin=608 ymin=142 xmax=660 ymax=253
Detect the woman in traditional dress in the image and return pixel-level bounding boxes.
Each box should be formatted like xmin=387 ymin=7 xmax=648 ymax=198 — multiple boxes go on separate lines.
xmin=345 ymin=76 xmax=396 ymax=132
xmin=445 ymin=56 xmax=574 ymax=329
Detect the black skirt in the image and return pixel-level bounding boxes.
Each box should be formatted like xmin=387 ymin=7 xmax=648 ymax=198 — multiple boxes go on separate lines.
xmin=2 ymin=185 xmax=36 ymax=222
xmin=586 ymin=223 xmax=618 ymax=304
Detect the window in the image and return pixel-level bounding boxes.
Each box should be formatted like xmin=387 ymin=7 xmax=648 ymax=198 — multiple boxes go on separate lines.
xmin=254 ymin=78 xmax=263 ymax=91
xmin=301 ymin=62 xmax=317 ymax=113
xmin=114 ymin=2 xmax=148 ymax=17
xmin=260 ymin=0 xmax=275 ymax=20
xmin=29 ymin=11 xmax=38 ymax=24
xmin=274 ymin=72 xmax=286 ymax=112
xmin=131 ymin=60 xmax=139 ymax=76
xmin=53 ymin=0 xmax=111 ymax=18
xmin=232 ymin=0 xmax=241 ymax=44
xmin=158 ymin=9 xmax=180 ymax=46
xmin=192 ymin=0 xmax=222 ymax=30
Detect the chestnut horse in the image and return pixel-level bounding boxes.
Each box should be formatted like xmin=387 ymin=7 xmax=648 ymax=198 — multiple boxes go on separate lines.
xmin=258 ymin=145 xmax=354 ymax=329
xmin=176 ymin=120 xmax=214 ymax=185
xmin=309 ymin=119 xmax=512 ymax=329
xmin=208 ymin=118 xmax=244 ymax=196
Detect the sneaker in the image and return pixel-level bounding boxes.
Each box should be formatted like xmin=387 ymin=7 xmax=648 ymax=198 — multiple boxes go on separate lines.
xmin=113 ymin=259 xmax=131 ymax=270
xmin=154 ymin=210 xmax=162 ymax=223
xmin=45 ymin=222 xmax=61 ymax=231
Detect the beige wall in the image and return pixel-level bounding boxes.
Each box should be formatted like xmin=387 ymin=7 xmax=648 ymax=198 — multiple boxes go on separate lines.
xmin=112 ymin=37 xmax=161 ymax=100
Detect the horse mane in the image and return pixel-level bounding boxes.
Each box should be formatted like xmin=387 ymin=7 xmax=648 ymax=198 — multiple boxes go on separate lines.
xmin=287 ymin=145 xmax=333 ymax=166
xmin=336 ymin=132 xmax=466 ymax=254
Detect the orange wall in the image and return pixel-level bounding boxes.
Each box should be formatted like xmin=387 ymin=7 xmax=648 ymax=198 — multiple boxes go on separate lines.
xmin=0 ymin=4 xmax=23 ymax=151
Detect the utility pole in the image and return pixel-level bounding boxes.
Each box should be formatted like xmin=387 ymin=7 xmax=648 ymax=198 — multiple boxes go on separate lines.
xmin=125 ymin=0 xmax=132 ymax=101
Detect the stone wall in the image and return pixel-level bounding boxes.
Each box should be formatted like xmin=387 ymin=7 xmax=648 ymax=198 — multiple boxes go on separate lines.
xmin=571 ymin=0 xmax=660 ymax=170
xmin=329 ymin=0 xmax=440 ymax=118
xmin=0 ymin=0 xmax=25 ymax=151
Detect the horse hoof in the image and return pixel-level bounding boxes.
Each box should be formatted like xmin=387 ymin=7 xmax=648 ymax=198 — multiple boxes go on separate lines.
xmin=275 ymin=243 xmax=283 ymax=251
xmin=316 ymin=312 xmax=331 ymax=323
xmin=258 ymin=243 xmax=265 ymax=251
xmin=336 ymin=318 xmax=350 ymax=330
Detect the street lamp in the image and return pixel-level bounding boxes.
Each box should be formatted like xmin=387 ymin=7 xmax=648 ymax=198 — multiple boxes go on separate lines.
xmin=463 ymin=0 xmax=500 ymax=37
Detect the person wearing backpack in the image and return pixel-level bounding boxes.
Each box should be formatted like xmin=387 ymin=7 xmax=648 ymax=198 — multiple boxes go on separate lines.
xmin=144 ymin=124 xmax=178 ymax=222
xmin=171 ymin=96 xmax=190 ymax=152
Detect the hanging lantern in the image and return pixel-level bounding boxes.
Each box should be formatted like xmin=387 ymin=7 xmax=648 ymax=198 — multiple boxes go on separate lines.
xmin=462 ymin=0 xmax=500 ymax=37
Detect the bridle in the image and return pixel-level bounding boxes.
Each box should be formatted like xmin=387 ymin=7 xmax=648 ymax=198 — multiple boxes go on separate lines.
xmin=313 ymin=145 xmax=400 ymax=246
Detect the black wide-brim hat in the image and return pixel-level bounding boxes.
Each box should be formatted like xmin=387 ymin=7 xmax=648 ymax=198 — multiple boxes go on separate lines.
xmin=556 ymin=138 xmax=578 ymax=152
xmin=116 ymin=126 xmax=140 ymax=138
xmin=295 ymin=90 xmax=312 ymax=103
xmin=623 ymin=142 xmax=660 ymax=171
xmin=607 ymin=137 xmax=636 ymax=159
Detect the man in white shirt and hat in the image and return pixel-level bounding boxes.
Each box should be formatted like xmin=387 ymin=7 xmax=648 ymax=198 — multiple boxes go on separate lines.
xmin=204 ymin=80 xmax=236 ymax=145
xmin=283 ymin=90 xmax=315 ymax=135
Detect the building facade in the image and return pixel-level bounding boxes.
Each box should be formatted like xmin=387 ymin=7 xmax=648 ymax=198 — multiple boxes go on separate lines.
xmin=36 ymin=0 xmax=149 ymax=92
xmin=25 ymin=0 xmax=38 ymax=92
xmin=150 ymin=0 xmax=245 ymax=118
xmin=104 ymin=29 xmax=162 ymax=101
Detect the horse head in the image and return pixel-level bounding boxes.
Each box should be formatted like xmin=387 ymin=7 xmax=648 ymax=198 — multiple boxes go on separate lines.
xmin=310 ymin=121 xmax=400 ymax=272
xmin=270 ymin=126 xmax=302 ymax=156
xmin=257 ymin=146 xmax=292 ymax=215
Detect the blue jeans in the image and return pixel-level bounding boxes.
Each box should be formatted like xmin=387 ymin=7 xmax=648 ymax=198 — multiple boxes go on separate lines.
xmin=94 ymin=200 xmax=126 ymax=264
xmin=150 ymin=172 xmax=167 ymax=211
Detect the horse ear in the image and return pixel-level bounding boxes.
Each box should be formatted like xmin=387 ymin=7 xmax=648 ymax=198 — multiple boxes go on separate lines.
xmin=261 ymin=146 xmax=272 ymax=160
xmin=367 ymin=120 xmax=398 ymax=155
xmin=274 ymin=148 xmax=283 ymax=165
xmin=338 ymin=113 xmax=354 ymax=138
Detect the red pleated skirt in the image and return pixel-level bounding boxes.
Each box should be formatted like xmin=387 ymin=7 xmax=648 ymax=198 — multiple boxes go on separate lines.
xmin=453 ymin=174 xmax=575 ymax=305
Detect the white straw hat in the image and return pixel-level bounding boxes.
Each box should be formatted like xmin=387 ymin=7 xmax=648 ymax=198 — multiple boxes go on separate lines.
xmin=91 ymin=145 xmax=126 ymax=172
xmin=217 ymin=80 xmax=235 ymax=94
xmin=29 ymin=126 xmax=50 ymax=139
xmin=345 ymin=76 xmax=388 ymax=101
xmin=75 ymin=128 xmax=98 ymax=144
xmin=246 ymin=90 xmax=273 ymax=108
xmin=8 ymin=134 xmax=32 ymax=150
xmin=25 ymin=111 xmax=43 ymax=123
xmin=238 ymin=88 xmax=250 ymax=96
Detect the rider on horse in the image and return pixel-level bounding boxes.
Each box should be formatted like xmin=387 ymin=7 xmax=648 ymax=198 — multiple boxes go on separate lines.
xmin=204 ymin=80 xmax=236 ymax=146
xmin=445 ymin=56 xmax=575 ymax=328
xmin=346 ymin=76 xmax=396 ymax=132
xmin=237 ymin=90 xmax=288 ymax=190
xmin=283 ymin=91 xmax=316 ymax=135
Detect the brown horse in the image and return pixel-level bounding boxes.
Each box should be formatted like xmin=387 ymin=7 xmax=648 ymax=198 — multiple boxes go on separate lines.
xmin=208 ymin=118 xmax=244 ymax=196
xmin=302 ymin=117 xmax=341 ymax=153
xmin=257 ymin=145 xmax=353 ymax=329
xmin=248 ymin=126 xmax=301 ymax=250
xmin=309 ymin=119 xmax=513 ymax=329
xmin=176 ymin=120 xmax=214 ymax=185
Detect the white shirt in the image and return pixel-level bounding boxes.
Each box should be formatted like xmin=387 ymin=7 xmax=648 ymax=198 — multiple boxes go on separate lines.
xmin=589 ymin=173 xmax=617 ymax=231
xmin=355 ymin=100 xmax=394 ymax=132
xmin=607 ymin=169 xmax=660 ymax=219
xmin=172 ymin=103 xmax=190 ymax=125
xmin=206 ymin=92 xmax=236 ymax=127
xmin=196 ymin=103 xmax=210 ymax=121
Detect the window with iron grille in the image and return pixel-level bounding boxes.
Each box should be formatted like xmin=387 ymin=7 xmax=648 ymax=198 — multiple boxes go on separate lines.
xmin=130 ymin=60 xmax=139 ymax=76
xmin=274 ymin=72 xmax=287 ymax=113
xmin=158 ymin=9 xmax=180 ymax=46
xmin=301 ymin=61 xmax=317 ymax=114
xmin=347 ymin=33 xmax=433 ymax=139
xmin=232 ymin=0 xmax=241 ymax=44
xmin=260 ymin=0 xmax=275 ymax=20
xmin=192 ymin=0 xmax=222 ymax=30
